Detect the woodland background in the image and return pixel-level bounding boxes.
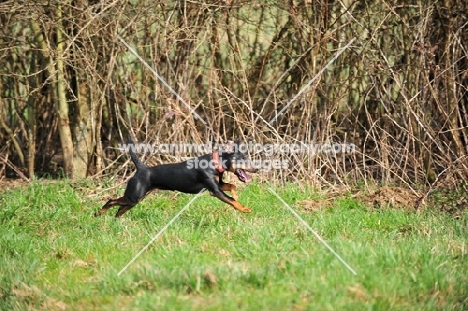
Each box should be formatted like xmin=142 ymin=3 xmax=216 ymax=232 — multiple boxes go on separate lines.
xmin=0 ymin=0 xmax=467 ymax=189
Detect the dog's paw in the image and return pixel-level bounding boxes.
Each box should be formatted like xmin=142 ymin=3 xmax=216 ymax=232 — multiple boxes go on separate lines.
xmin=241 ymin=207 xmax=252 ymax=213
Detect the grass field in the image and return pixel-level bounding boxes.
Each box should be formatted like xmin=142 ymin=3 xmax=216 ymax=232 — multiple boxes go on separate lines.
xmin=1 ymin=180 xmax=467 ymax=310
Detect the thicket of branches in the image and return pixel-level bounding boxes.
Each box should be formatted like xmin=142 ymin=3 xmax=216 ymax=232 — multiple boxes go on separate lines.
xmin=1 ymin=0 xmax=467 ymax=189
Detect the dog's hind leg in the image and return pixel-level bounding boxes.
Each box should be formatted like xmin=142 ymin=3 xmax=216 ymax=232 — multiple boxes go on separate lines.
xmin=114 ymin=204 xmax=137 ymax=217
xmin=94 ymin=197 xmax=132 ymax=216
xmin=95 ymin=175 xmax=148 ymax=217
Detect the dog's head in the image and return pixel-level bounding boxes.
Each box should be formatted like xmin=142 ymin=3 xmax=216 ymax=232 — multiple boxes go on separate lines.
xmin=220 ymin=140 xmax=258 ymax=183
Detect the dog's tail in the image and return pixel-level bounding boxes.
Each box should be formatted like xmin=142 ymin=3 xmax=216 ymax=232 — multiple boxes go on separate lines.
xmin=127 ymin=137 xmax=146 ymax=170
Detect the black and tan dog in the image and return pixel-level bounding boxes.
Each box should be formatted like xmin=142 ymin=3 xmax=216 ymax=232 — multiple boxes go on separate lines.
xmin=95 ymin=141 xmax=257 ymax=217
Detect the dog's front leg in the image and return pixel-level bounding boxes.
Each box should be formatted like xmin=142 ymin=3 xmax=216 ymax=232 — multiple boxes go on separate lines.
xmin=208 ymin=185 xmax=251 ymax=213
xmin=216 ymin=192 xmax=251 ymax=213
xmin=206 ymin=181 xmax=252 ymax=213
xmin=204 ymin=174 xmax=251 ymax=213
xmin=219 ymin=183 xmax=238 ymax=201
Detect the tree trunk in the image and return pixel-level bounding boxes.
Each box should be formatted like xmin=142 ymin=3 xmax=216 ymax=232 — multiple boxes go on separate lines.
xmin=73 ymin=80 xmax=91 ymax=178
xmin=56 ymin=2 xmax=74 ymax=178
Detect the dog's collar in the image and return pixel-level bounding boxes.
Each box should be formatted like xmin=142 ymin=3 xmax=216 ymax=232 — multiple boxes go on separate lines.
xmin=212 ymin=151 xmax=225 ymax=173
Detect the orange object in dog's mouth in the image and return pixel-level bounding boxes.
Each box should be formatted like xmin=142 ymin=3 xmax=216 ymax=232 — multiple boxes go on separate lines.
xmin=235 ymin=168 xmax=251 ymax=183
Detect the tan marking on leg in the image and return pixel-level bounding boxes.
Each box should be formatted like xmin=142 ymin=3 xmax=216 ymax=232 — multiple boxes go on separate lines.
xmin=220 ymin=183 xmax=238 ymax=201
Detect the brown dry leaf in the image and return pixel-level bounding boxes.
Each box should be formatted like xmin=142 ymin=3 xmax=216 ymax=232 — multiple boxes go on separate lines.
xmin=12 ymin=282 xmax=42 ymax=297
xmin=42 ymin=297 xmax=67 ymax=310
xmin=72 ymin=259 xmax=89 ymax=267
xmin=357 ymin=186 xmax=421 ymax=209
xmin=218 ymin=249 xmax=231 ymax=256
xmin=297 ymin=199 xmax=333 ymax=212
xmin=347 ymin=283 xmax=367 ymax=301
xmin=204 ymin=271 xmax=217 ymax=287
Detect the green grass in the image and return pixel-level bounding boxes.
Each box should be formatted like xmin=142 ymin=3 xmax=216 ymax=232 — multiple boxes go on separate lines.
xmin=0 ymin=180 xmax=467 ymax=310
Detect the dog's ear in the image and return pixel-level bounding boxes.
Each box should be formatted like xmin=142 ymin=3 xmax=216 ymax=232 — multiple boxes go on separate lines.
xmin=235 ymin=135 xmax=243 ymax=154
xmin=225 ymin=140 xmax=235 ymax=154
xmin=235 ymin=135 xmax=242 ymax=145
xmin=213 ymin=140 xmax=219 ymax=152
